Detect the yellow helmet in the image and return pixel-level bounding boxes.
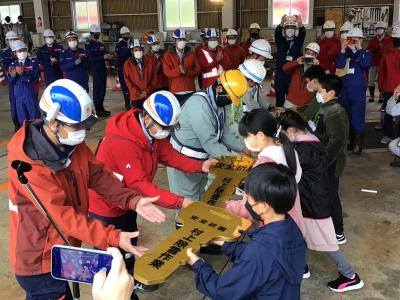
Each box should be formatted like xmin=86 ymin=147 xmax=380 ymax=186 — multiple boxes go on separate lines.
xmin=220 ymin=70 xmax=248 ymax=105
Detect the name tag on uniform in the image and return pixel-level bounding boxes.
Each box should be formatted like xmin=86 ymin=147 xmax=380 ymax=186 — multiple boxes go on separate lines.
xmin=347 ymin=68 xmax=355 ymax=74
xmin=286 ymin=56 xmax=293 ymax=61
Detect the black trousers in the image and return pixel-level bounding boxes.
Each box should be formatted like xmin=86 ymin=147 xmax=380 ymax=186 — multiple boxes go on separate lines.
xmin=328 ymin=164 xmax=344 ymax=235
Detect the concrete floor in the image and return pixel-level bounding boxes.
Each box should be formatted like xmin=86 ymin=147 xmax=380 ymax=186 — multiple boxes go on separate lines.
xmin=0 ymin=80 xmax=399 ymax=300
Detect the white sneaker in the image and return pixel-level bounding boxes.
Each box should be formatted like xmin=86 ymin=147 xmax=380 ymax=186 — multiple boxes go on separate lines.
xmin=380 ymin=136 xmax=393 ymax=144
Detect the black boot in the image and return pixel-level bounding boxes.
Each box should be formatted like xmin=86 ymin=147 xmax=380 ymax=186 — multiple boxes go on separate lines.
xmin=368 ymin=86 xmax=375 ymax=102
xmin=100 ymin=102 xmax=111 ymax=117
xmin=347 ymin=132 xmax=355 ymax=151
xmin=124 ymin=93 xmax=131 ymax=111
xmin=352 ymin=133 xmax=363 ymax=155
xmin=13 ymin=119 xmax=20 ymax=132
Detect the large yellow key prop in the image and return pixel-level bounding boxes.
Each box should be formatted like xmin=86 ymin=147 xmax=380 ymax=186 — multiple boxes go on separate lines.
xmin=134 ymin=156 xmax=255 ymax=285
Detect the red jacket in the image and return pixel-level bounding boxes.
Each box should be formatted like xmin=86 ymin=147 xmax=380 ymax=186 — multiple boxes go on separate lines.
xmin=318 ymin=36 xmax=341 ymax=74
xmin=241 ymin=39 xmax=252 ymax=56
xmin=123 ymin=56 xmax=155 ymax=102
xmin=163 ymin=46 xmax=200 ymax=93
xmin=378 ymin=47 xmax=400 ymax=93
xmin=367 ymin=35 xmax=393 ymax=66
xmin=89 ymin=109 xmax=203 ymax=217
xmin=8 ymin=121 xmax=142 ymax=275
xmin=197 ymin=45 xmax=232 ymax=88
xmin=283 ymin=60 xmax=312 ymax=107
xmin=223 ymin=44 xmax=247 ymax=70
xmin=144 ymin=50 xmax=169 ymax=89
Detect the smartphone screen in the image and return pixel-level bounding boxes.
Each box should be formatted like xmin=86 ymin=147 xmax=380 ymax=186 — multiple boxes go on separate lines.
xmin=51 ymin=245 xmax=113 ymax=284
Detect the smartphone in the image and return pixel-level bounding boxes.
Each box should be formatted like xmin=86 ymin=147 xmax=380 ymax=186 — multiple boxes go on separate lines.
xmin=304 ymin=56 xmax=314 ymax=64
xmin=51 ymin=245 xmax=113 ymax=285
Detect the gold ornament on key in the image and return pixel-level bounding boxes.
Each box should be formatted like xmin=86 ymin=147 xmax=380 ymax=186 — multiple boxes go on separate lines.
xmin=134 ymin=156 xmax=256 ymax=285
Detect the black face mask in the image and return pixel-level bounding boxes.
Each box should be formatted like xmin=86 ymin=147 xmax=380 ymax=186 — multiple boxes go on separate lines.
xmin=250 ymin=32 xmax=259 ymax=39
xmin=215 ymin=91 xmax=232 ymax=107
xmin=123 ymin=36 xmax=130 ymax=41
xmin=93 ymin=33 xmax=100 ymax=40
xmin=245 ymin=201 xmax=263 ymax=221
xmin=393 ymin=38 xmax=400 ymax=48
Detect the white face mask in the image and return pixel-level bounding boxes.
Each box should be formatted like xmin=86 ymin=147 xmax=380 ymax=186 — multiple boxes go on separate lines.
xmin=177 ymin=41 xmax=186 ymax=50
xmin=68 ymin=40 xmax=78 ymax=49
xmin=151 ymin=129 xmax=170 ymax=140
xmin=325 ymin=31 xmax=334 ymax=39
xmin=340 ymin=32 xmax=347 ymax=40
xmin=208 ymin=40 xmax=219 ymax=49
xmin=376 ymin=29 xmax=385 ymax=36
xmin=8 ymin=40 xmax=16 ymax=48
xmin=227 ymin=38 xmax=236 ymax=45
xmin=58 ymin=128 xmax=86 ymax=146
xmin=45 ymin=37 xmax=54 ymax=45
xmin=17 ymin=51 xmax=28 ymax=61
xmin=244 ymin=138 xmax=261 ymax=152
xmin=285 ymin=28 xmax=295 ymax=38
xmin=134 ymin=50 xmax=143 ymax=60
xmin=316 ymin=92 xmax=325 ymax=104
xmin=151 ymin=44 xmax=160 ymax=52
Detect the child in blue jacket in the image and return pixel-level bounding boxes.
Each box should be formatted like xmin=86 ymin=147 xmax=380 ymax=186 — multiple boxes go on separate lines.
xmin=187 ymin=163 xmax=306 ymax=300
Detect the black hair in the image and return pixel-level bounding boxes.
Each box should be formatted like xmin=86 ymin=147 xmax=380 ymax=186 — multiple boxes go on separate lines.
xmin=319 ymin=74 xmax=343 ymax=97
xmin=244 ymin=163 xmax=297 ymax=214
xmin=239 ymin=108 xmax=297 ymax=174
xmin=278 ymin=110 xmax=307 ymax=132
xmin=304 ymin=65 xmax=326 ymax=82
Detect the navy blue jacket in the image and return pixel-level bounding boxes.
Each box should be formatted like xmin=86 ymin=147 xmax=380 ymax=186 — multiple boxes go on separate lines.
xmin=59 ymin=47 xmax=89 ymax=91
xmin=274 ymin=25 xmax=306 ymax=71
xmin=115 ymin=39 xmax=131 ymax=69
xmin=336 ymin=49 xmax=372 ymax=89
xmin=85 ymin=39 xmax=107 ymax=72
xmin=1 ymin=47 xmax=16 ymax=71
xmin=192 ymin=215 xmax=306 ymax=300
xmin=37 ymin=43 xmax=64 ymax=85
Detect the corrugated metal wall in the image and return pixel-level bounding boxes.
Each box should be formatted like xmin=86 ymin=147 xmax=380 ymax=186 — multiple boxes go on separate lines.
xmin=197 ymin=0 xmax=221 ymax=29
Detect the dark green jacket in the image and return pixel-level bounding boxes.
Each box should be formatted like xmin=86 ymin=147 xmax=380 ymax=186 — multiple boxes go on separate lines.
xmin=315 ymin=99 xmax=349 ymax=177
xmin=298 ymin=95 xmax=321 ymax=121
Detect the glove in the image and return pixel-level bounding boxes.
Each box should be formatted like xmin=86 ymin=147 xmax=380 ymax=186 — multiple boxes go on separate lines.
xmin=75 ymin=58 xmax=81 ymax=65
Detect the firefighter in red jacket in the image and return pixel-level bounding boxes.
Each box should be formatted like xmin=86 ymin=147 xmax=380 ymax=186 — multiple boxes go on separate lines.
xmin=378 ymin=26 xmax=400 ymax=144
xmin=318 ymin=20 xmax=341 ymax=75
xmin=283 ymin=42 xmax=321 ymax=108
xmin=144 ymin=34 xmax=168 ymax=91
xmin=223 ymin=28 xmax=247 ymax=70
xmin=197 ymin=28 xmax=231 ymax=89
xmin=163 ymin=28 xmax=200 ymax=104
xmin=367 ymin=21 xmax=392 ymax=103
xmin=195 ymin=28 xmax=208 ymax=88
xmin=123 ymin=39 xmax=155 ymax=109
xmin=89 ymin=90 xmax=216 ymax=292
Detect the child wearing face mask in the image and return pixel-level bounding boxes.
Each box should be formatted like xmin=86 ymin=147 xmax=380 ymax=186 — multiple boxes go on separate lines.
xmin=222 ymin=28 xmax=247 ymax=70
xmin=7 ymin=40 xmax=40 ymax=126
xmin=187 ymin=163 xmax=306 ymax=300
xmin=314 ymin=75 xmax=349 ymax=245
xmin=274 ymin=15 xmax=306 ymax=107
xmin=336 ymin=28 xmax=372 ymax=155
xmin=283 ymin=42 xmax=321 ymax=108
xmin=318 ymin=20 xmax=341 ymax=75
xmin=279 ymin=110 xmax=364 ymax=292
xmin=37 ymin=29 xmax=64 ymax=86
xmin=123 ymin=39 xmax=156 ymax=109
xmin=197 ymin=28 xmax=232 ymax=89
xmin=366 ymin=21 xmax=392 ymax=103
xmin=225 ymin=108 xmax=305 ymax=236
xmin=144 ymin=35 xmax=169 ymax=92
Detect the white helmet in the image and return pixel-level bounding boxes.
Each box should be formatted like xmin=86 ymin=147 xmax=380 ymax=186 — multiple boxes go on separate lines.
xmin=172 ymin=28 xmax=186 ymax=39
xmin=11 ymin=40 xmax=27 ymax=52
xmin=340 ymin=21 xmax=354 ymax=32
xmin=305 ymin=42 xmax=320 ymax=55
xmin=226 ymin=28 xmax=238 ymax=36
xmin=206 ymin=28 xmax=219 ymax=38
xmin=143 ymin=91 xmax=181 ymax=128
xmin=347 ymin=27 xmax=364 ymax=39
xmin=239 ymin=59 xmax=266 ymax=84
xmin=39 ymin=79 xmax=97 ymax=127
xmin=146 ymin=34 xmax=159 ymax=44
xmin=250 ymin=23 xmax=261 ymax=30
xmin=392 ymin=26 xmax=400 ymax=38
xmin=323 ymin=20 xmax=336 ymax=29
xmin=249 ymin=39 xmax=273 ymax=59
xmin=283 ymin=15 xmax=299 ymax=28
xmin=43 ymin=29 xmax=55 ymax=37
xmin=65 ymin=30 xmax=78 ymax=39
xmin=375 ymin=21 xmax=387 ymax=29
xmin=130 ymin=39 xmax=142 ymax=49
xmin=120 ymin=26 xmax=130 ymax=35
xmin=89 ymin=24 xmax=101 ymax=33
xmin=5 ymin=31 xmax=18 ymax=40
